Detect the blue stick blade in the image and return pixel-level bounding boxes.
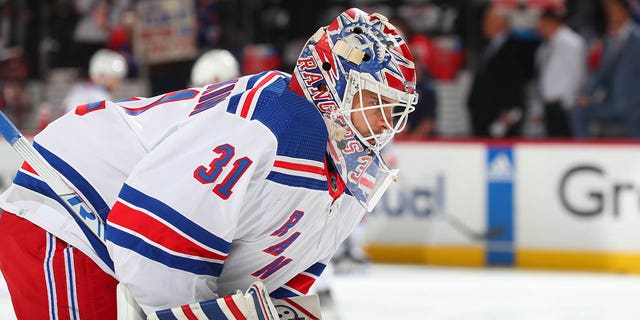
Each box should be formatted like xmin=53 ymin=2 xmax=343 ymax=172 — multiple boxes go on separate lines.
xmin=0 ymin=111 xmax=22 ymax=145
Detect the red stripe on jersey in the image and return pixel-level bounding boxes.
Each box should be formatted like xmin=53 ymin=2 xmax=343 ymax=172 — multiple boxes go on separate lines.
xmin=273 ymin=160 xmax=325 ymax=175
xmin=20 ymin=161 xmax=38 ymax=175
xmin=239 ymin=72 xmax=281 ymax=118
xmin=180 ymin=305 xmax=199 ymax=320
xmin=75 ymin=101 xmax=106 ymax=116
xmin=108 ymin=201 xmax=227 ymax=261
xmin=223 ymin=296 xmax=246 ymax=320
xmin=283 ymin=273 xmax=316 ymax=295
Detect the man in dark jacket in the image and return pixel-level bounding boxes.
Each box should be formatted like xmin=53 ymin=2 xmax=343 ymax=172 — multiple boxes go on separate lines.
xmin=468 ymin=6 xmax=536 ymax=137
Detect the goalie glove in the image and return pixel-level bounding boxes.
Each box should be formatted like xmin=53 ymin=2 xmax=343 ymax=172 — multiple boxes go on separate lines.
xmin=147 ymin=281 xmax=280 ymax=320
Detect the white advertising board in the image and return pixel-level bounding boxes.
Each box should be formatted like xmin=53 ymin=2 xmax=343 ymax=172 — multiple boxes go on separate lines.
xmin=517 ymin=144 xmax=640 ymax=251
xmin=367 ymin=140 xmax=640 ymax=271
xmin=366 ymin=142 xmax=486 ymax=246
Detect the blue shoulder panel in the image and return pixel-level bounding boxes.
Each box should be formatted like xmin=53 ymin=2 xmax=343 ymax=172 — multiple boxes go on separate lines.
xmin=249 ymin=77 xmax=327 ymax=163
xmin=225 ymin=74 xmax=329 ymax=190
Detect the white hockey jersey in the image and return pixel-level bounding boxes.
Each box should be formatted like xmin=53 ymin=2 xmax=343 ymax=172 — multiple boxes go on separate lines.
xmin=0 ymin=71 xmax=366 ymax=313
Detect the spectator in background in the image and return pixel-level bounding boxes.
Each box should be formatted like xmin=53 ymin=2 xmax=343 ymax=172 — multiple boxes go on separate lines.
xmin=72 ymin=0 xmax=112 ymax=77
xmin=402 ymin=64 xmax=438 ymax=138
xmin=58 ymin=49 xmax=127 ymax=117
xmin=406 ymin=34 xmax=438 ymax=138
xmin=106 ymin=5 xmax=138 ymax=78
xmin=535 ymin=7 xmax=586 ymax=137
xmin=396 ymin=20 xmax=438 ymax=138
xmin=467 ymin=6 xmax=533 ymax=138
xmin=571 ymin=0 xmax=640 ymax=138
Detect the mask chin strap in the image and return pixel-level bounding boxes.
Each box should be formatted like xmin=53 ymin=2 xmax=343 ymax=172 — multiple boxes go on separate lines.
xmin=364 ymin=154 xmax=399 ymax=211
xmin=366 ymin=170 xmax=397 ymax=211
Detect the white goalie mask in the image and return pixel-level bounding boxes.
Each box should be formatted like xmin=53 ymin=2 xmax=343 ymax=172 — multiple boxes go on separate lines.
xmin=292 ymin=8 xmax=418 ymax=211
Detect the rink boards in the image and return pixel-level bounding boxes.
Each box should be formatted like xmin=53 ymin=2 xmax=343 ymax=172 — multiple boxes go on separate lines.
xmin=3 ymin=138 xmax=640 ymax=273
xmin=365 ymin=140 xmax=640 ymax=273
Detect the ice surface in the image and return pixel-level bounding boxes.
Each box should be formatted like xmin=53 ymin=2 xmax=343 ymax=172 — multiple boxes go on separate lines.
xmin=2 ymin=264 xmax=640 ymax=319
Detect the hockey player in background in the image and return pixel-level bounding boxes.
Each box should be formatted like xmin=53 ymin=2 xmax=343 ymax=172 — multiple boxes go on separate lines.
xmin=190 ymin=49 xmax=241 ymax=87
xmin=0 ymin=8 xmax=418 ymax=319
xmin=58 ymin=49 xmax=128 ymax=116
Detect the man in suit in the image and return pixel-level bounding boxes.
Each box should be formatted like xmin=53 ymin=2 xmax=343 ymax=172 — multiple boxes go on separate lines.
xmin=467 ymin=6 xmax=536 ymax=137
xmin=535 ymin=7 xmax=587 ymax=137
xmin=571 ymin=0 xmax=640 ymax=138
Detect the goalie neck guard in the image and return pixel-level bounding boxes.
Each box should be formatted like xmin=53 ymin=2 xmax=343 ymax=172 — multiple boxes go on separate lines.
xmin=292 ymin=8 xmax=418 ymax=211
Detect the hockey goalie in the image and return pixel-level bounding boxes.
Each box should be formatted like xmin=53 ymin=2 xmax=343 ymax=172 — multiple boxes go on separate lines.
xmin=0 ymin=8 xmax=418 ymax=319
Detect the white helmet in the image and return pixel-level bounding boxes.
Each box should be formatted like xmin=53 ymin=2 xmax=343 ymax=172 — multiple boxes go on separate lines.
xmin=89 ymin=49 xmax=127 ymax=82
xmin=191 ymin=49 xmax=240 ymax=87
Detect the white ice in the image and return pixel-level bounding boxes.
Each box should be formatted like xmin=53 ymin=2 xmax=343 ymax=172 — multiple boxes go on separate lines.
xmin=3 ymin=264 xmax=640 ymax=319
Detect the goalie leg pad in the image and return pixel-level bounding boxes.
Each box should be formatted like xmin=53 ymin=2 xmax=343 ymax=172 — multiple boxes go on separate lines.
xmin=151 ymin=295 xmax=247 ymax=320
xmin=148 ymin=281 xmax=279 ymax=320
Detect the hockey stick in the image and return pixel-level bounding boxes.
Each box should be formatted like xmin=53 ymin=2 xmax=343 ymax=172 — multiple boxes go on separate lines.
xmin=442 ymin=213 xmax=504 ymax=242
xmin=0 ymin=111 xmax=106 ymax=244
xmin=390 ymin=170 xmax=504 ymax=242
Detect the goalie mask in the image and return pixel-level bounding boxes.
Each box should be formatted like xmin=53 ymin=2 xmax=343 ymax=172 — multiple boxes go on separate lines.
xmin=292 ymin=8 xmax=418 ymax=211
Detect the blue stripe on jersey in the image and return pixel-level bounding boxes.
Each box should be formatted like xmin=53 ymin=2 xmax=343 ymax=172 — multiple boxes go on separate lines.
xmin=199 ymin=299 xmax=230 ymax=319
xmin=266 ymin=172 xmax=327 ymax=191
xmin=13 ymin=171 xmax=115 ymax=271
xmin=118 ymin=184 xmax=232 ymax=255
xmin=45 ymin=234 xmax=57 ymax=320
xmin=191 ymin=92 xmax=231 ymax=116
xmin=33 ymin=142 xmax=110 ymax=221
xmin=225 ymin=93 xmax=240 ymax=115
xmin=64 ymin=248 xmax=79 ymax=320
xmin=153 ymin=309 xmax=179 ymax=320
xmin=304 ymin=262 xmax=326 ymax=277
xmin=269 ymin=287 xmax=297 ymax=299
xmin=107 ymin=226 xmax=224 ymax=276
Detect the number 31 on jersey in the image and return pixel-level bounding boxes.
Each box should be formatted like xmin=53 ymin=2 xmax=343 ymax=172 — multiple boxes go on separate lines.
xmin=194 ymin=143 xmax=253 ymax=200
